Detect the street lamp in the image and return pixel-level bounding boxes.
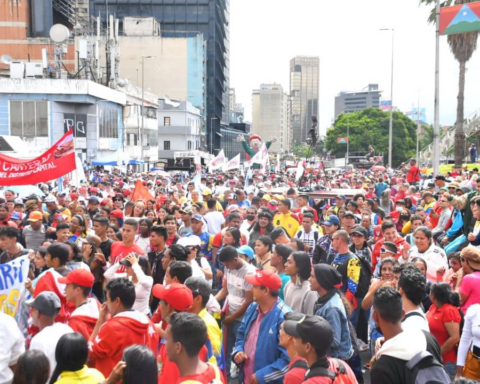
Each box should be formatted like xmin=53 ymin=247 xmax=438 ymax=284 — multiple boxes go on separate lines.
xmin=210 ymin=117 xmax=218 ymax=154
xmin=380 ymin=28 xmax=394 ymax=167
xmin=141 ymin=55 xmax=156 ymax=171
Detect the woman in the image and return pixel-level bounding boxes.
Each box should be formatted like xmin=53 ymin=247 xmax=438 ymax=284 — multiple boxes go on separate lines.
xmin=104 ymin=344 xmax=158 ymax=384
xmin=459 ymin=246 xmax=480 ymax=313
xmin=456 ymin=304 xmax=480 ymax=380
xmin=113 ymin=194 xmax=124 ymax=211
xmin=349 ymin=226 xmax=372 ymax=263
xmin=107 ymin=224 xmax=121 ymax=241
xmin=145 ymin=210 xmax=157 ymax=223
xmin=438 ymin=252 xmax=462 ymax=288
xmin=248 ymin=211 xmax=274 ymax=249
xmin=50 ymin=333 xmax=104 ymax=384
xmin=426 ymin=283 xmax=462 ymax=379
xmin=65 ymin=241 xmax=89 ymax=271
xmin=405 ymin=226 xmax=448 ymax=282
xmin=395 ymin=208 xmax=411 ymax=235
xmin=104 ymin=253 xmax=153 ymax=315
xmin=132 ymin=202 xmax=146 ymax=218
xmin=146 ymin=199 xmax=155 ymax=211
xmin=13 ymin=350 xmax=50 ymax=384
xmin=269 ymin=243 xmax=293 ymax=300
xmin=283 ymin=251 xmax=318 ymax=315
xmin=124 ymin=201 xmax=135 ymax=217
xmin=412 ymin=257 xmax=434 ymax=312
xmin=254 ymin=235 xmax=274 ymax=271
xmin=135 ymin=218 xmax=152 ymax=253
xmin=156 ymin=207 xmax=168 ymax=226
xmin=81 ymin=237 xmax=106 ymax=302
xmin=404 ymin=197 xmax=416 ymax=214
xmin=68 ymin=215 xmax=88 ymax=245
xmin=33 ymin=246 xmax=49 ymax=277
xmin=110 ymin=210 xmax=124 ymax=228
xmin=380 ymin=189 xmax=393 ymax=214
xmin=403 ymin=214 xmax=424 ymax=245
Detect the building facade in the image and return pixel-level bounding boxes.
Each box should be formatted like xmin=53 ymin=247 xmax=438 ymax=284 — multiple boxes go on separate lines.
xmin=334 ymin=84 xmax=382 ymax=118
xmin=88 ymin=0 xmax=230 ymax=153
xmin=252 ymin=84 xmax=291 ymax=154
xmin=289 ymin=56 xmax=319 ymax=144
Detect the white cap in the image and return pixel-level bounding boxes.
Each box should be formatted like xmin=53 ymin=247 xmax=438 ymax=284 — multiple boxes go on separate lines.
xmin=44 ymin=195 xmax=57 ymax=203
xmin=177 ymin=235 xmax=202 ymax=248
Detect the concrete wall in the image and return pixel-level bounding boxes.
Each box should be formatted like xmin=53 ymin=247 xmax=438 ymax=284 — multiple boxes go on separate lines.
xmin=0 ymin=101 xmax=8 ymax=135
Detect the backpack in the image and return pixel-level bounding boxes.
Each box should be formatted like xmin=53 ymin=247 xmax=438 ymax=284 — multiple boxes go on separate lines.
xmin=180 ymin=363 xmax=223 ymax=384
xmin=289 ymin=358 xmax=309 ymax=372
xmin=404 ymin=332 xmax=451 ymax=384
xmin=305 ymin=358 xmax=352 ymax=383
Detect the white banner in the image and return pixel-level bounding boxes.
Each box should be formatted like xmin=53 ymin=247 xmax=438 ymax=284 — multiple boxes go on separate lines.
xmin=208 ymin=149 xmax=226 ymax=171
xmin=0 ymin=255 xmax=30 ymax=318
xmin=224 ymin=154 xmax=241 ymax=171
xmin=246 ymin=144 xmax=268 ymax=167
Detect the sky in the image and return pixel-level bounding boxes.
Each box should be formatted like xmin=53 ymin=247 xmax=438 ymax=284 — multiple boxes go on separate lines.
xmin=229 ymin=0 xmax=480 ymax=135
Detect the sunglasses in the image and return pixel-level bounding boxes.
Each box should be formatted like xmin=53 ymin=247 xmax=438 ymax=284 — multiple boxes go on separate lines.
xmin=380 ymin=248 xmax=395 ymax=254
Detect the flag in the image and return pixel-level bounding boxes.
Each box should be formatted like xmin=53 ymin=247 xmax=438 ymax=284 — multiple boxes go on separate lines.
xmin=380 ymin=100 xmax=392 ymax=111
xmin=208 ymin=149 xmax=226 ymax=171
xmin=440 ymin=2 xmax=480 ymax=35
xmin=245 ymin=169 xmax=253 ymax=189
xmin=337 ymin=138 xmax=349 ymax=144
xmin=131 ymin=179 xmax=155 ymax=202
xmin=295 ymin=161 xmax=304 ymax=181
xmin=0 ymin=255 xmax=30 ymax=318
xmin=191 ymin=172 xmax=202 ymax=190
xmin=276 ymin=154 xmax=280 ymax=173
xmin=0 ymin=130 xmax=76 ymax=185
xmin=246 ymin=144 xmax=268 ymax=167
xmin=224 ymin=154 xmax=241 ymax=171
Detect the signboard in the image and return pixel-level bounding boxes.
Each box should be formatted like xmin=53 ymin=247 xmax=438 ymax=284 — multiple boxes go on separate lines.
xmin=64 ymin=113 xmax=87 ymax=138
xmin=440 ymin=2 xmax=480 ymax=35
xmin=0 ymin=255 xmax=30 ymax=317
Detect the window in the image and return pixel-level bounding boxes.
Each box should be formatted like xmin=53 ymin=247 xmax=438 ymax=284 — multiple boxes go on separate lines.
xmin=10 ymin=101 xmax=48 ymax=137
xmin=127 ymin=134 xmax=137 ymax=146
xmin=164 ymin=117 xmax=171 ymax=126
xmin=188 ymin=140 xmax=192 ymax=150
xmin=164 ymin=141 xmax=170 ymax=150
xmin=98 ymin=104 xmax=118 ymax=138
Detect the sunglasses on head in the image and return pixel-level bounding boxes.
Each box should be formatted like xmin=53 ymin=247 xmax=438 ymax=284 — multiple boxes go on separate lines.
xmin=380 ymin=248 xmax=395 ymax=254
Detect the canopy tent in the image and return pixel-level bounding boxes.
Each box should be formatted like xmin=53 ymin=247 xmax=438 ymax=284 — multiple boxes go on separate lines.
xmin=92 ymin=150 xmax=144 ymax=166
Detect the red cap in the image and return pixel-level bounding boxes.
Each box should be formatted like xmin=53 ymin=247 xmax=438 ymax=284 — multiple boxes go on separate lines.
xmin=142 ymin=181 xmax=147 ymax=186
xmin=100 ymin=198 xmax=110 ymax=206
xmin=249 ymin=134 xmax=261 ymax=142
xmin=70 ymin=193 xmax=78 ymax=200
xmin=90 ymin=187 xmax=98 ymax=193
xmin=110 ymin=209 xmax=124 ymax=219
xmin=124 ymin=190 xmax=132 ymax=196
xmin=246 ymin=269 xmax=282 ymax=291
xmin=152 ymin=283 xmax=193 ymax=311
xmin=58 ymin=269 xmax=94 ymax=288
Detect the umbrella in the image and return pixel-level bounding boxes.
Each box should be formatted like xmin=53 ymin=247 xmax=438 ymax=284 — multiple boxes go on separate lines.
xmin=370 ymin=166 xmax=386 ymax=172
xmin=8 ymin=185 xmax=45 ymax=197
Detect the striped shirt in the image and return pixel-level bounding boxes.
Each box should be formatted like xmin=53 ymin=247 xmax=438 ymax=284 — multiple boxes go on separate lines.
xmin=225 ymin=259 xmax=255 ymax=317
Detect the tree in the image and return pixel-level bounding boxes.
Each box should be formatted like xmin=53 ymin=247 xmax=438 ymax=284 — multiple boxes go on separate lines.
xmin=420 ymin=0 xmax=478 ymax=167
xmin=291 ymin=142 xmax=311 ymax=158
xmin=325 ymin=108 xmax=417 ymax=167
xmin=419 ymin=124 xmax=434 ymax=149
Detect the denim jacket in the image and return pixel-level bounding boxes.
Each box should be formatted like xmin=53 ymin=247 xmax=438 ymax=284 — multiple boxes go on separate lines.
xmin=314 ymin=293 xmax=353 ymax=361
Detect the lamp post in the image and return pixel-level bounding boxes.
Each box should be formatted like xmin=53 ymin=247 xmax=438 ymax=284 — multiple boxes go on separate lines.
xmin=210 ymin=117 xmax=218 ymax=154
xmin=141 ymin=55 xmax=156 ymax=171
xmin=380 ymin=28 xmax=394 ymax=167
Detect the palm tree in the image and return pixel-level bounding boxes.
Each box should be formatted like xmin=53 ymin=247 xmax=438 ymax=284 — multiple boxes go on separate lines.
xmin=420 ymin=0 xmax=478 ymax=167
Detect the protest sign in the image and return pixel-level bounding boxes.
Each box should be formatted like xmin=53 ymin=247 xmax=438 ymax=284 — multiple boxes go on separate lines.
xmin=0 ymin=255 xmax=30 ymax=318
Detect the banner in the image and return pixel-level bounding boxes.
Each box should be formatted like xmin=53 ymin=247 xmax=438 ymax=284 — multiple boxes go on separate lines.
xmin=224 ymin=154 xmax=241 ymax=171
xmin=440 ymin=2 xmax=480 ymax=35
xmin=337 ymin=138 xmax=349 ymax=143
xmin=0 ymin=255 xmax=30 ymax=318
xmin=380 ymin=101 xmax=392 ymax=111
xmin=131 ymin=179 xmax=155 ymax=202
xmin=246 ymin=144 xmax=268 ymax=167
xmin=208 ymin=149 xmax=226 ymax=171
xmin=0 ymin=130 xmax=76 ymax=186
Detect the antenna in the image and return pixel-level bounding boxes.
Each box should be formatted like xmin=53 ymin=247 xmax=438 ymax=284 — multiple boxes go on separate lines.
xmin=1 ymin=54 xmax=13 ymax=65
xmin=49 ymin=24 xmax=70 ymax=43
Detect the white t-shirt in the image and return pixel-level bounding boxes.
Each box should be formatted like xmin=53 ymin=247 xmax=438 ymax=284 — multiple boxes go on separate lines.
xmin=204 ymin=211 xmax=225 ymax=234
xmin=30 ymin=322 xmax=73 ymax=381
xmin=402 ymin=309 xmax=430 ymax=332
xmin=0 ymin=312 xmax=25 ymax=384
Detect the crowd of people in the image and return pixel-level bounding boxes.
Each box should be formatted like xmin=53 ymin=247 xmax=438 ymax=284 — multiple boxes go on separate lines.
xmin=2 ymin=156 xmax=480 ymax=384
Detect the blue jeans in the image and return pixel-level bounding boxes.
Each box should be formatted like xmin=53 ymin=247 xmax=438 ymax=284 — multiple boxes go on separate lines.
xmin=350 ymin=297 xmax=370 ymax=329
xmin=224 ymin=319 xmax=242 ymax=380
xmin=445 ymin=361 xmax=456 ymax=379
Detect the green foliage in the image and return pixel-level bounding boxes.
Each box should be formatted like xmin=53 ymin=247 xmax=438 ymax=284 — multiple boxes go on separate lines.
xmin=325 ymin=108 xmax=417 ymax=167
xmin=419 ymin=124 xmax=434 ymax=149
xmin=292 ymin=142 xmax=311 ymax=158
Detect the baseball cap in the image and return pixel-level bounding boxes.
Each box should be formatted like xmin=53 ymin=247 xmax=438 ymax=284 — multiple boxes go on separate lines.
xmin=322 ymin=215 xmax=340 ymax=226
xmin=202 ymin=188 xmax=212 ymax=195
xmin=179 ymin=207 xmax=193 ymax=215
xmin=245 ymin=269 xmax=282 ymax=291
xmin=120 ymin=256 xmax=150 ymax=269
xmin=270 ymin=227 xmax=287 ymax=241
xmin=435 ymin=175 xmax=446 ymax=181
xmin=58 ymin=269 xmax=94 ymax=288
xmin=351 ymin=225 xmax=368 ymax=238
xmin=88 ymin=196 xmax=100 ymax=204
xmin=177 ymin=235 xmax=202 ymax=248
xmin=284 ymin=315 xmax=333 ymax=350
xmin=228 ymin=193 xmax=238 ymax=200
xmin=44 ymin=195 xmax=57 ymax=203
xmin=26 ymin=291 xmax=61 ymax=317
xmin=237 ymin=245 xmax=254 ymax=260
xmin=10 ymin=212 xmax=22 ymax=221
xmin=110 ymin=209 xmax=124 ymax=219
xmin=191 ymin=214 xmax=205 ymax=223
xmin=152 ymin=283 xmax=193 ymax=311
xmin=344 ymin=211 xmax=355 ymax=218
xmin=336 ymin=194 xmax=346 ymax=200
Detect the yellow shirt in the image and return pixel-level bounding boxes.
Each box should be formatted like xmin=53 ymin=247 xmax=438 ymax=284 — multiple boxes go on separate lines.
xmin=54 ymin=366 xmax=104 ymax=384
xmin=273 ymin=212 xmax=300 ymax=238
xmin=198 ymin=308 xmax=222 ymax=363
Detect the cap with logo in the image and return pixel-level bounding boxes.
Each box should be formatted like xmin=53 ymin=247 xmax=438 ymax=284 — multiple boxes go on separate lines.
xmin=245 ymin=269 xmax=282 ymax=291
xmin=152 ymin=283 xmax=193 ymax=311
xmin=191 ymin=214 xmax=205 ymax=223
xmin=58 ymin=269 xmax=95 ymax=288
xmin=26 ymin=291 xmax=61 ymax=317
xmin=322 ymin=215 xmax=340 ymax=226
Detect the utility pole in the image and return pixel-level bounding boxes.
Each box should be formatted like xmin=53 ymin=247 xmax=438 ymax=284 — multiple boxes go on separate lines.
xmin=380 ymin=28 xmax=395 ymax=167
xmin=141 ymin=55 xmax=156 ymax=171
xmin=433 ymin=0 xmax=441 ymax=175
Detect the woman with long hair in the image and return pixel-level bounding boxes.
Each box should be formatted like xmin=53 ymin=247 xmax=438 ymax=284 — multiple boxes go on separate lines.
xmin=68 ymin=215 xmax=88 ymax=245
xmin=135 ymin=218 xmax=153 ymax=253
xmin=81 ymin=236 xmax=106 ymax=302
xmin=156 ymin=206 xmax=169 ymax=226
xmin=427 ymin=283 xmax=462 ymax=378
xmin=124 ymin=201 xmax=135 ymax=218
xmin=248 ymin=211 xmax=274 ymax=249
xmin=104 ymin=345 xmax=158 ymax=384
xmin=49 ymin=333 xmax=104 ymax=384
xmin=283 ymin=251 xmax=318 ymax=315
xmin=254 ymin=235 xmax=273 ymax=271
xmin=13 ymin=350 xmax=50 ymax=384
xmin=33 ymin=246 xmax=49 ymax=277
xmin=132 ymin=202 xmax=146 ymax=218
xmin=456 ymin=303 xmax=480 ymax=380
xmin=145 ymin=209 xmax=158 ymax=224
xmin=64 ymin=240 xmax=89 ymax=271
xmin=380 ymin=188 xmax=393 ymax=214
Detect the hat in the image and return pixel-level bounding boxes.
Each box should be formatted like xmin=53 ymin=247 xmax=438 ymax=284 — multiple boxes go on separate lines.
xmin=313 ymin=264 xmax=342 ymax=290
xmin=226 ymin=204 xmax=240 ymax=214
xmin=58 ymin=269 xmax=94 ymax=287
xmin=322 ymin=215 xmax=340 ymax=226
xmin=177 ymin=235 xmax=202 ymax=248
xmin=110 ymin=209 xmax=124 ymax=219
xmin=90 ymin=187 xmax=98 ymax=193
xmin=460 ymin=187 xmax=472 ymax=194
xmin=344 ymin=211 xmax=355 ymax=218
xmin=261 ymin=194 xmax=271 ymax=201
xmin=237 ymin=245 xmax=254 ymax=260
xmin=462 ymin=248 xmax=480 ymax=270
xmin=336 ymin=194 xmax=346 ymax=200
xmin=202 ymin=188 xmax=212 ymax=196
xmin=26 ymin=291 xmax=61 ymax=317
xmin=180 ymin=207 xmax=193 ymax=215
xmin=396 ymin=199 xmax=405 ymax=205
xmin=120 ymin=256 xmax=150 ymax=269
xmin=381 ymin=241 xmax=398 ymax=254
xmin=152 ymin=283 xmax=193 ymax=311
xmin=249 ymin=134 xmax=261 ymax=142
xmin=284 ymin=315 xmax=333 ymax=350
xmin=44 ymin=195 xmax=57 ymax=204
xmin=245 ymin=269 xmax=282 ymax=291
xmin=351 ymin=225 xmax=368 ymax=238
xmin=228 ymin=193 xmax=238 ymax=200
xmin=191 ymin=214 xmax=205 ymax=223
xmin=88 ymin=196 xmax=100 ymax=204
xmin=10 ymin=212 xmax=22 ymax=221
xmin=124 ymin=190 xmax=132 ymax=196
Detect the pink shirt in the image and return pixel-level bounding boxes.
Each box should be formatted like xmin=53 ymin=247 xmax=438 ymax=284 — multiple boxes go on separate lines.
xmin=460 ymin=271 xmax=480 ymax=313
xmin=243 ymin=302 xmax=276 ymax=383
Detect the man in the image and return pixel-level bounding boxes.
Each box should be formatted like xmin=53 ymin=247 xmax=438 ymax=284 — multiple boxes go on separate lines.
xmin=4 ymin=189 xmax=15 ymax=201
xmin=432 ymin=195 xmax=452 ymax=238
xmin=371 ymin=197 xmax=386 ymax=219
xmin=164 ymin=215 xmax=180 ymax=246
xmin=89 ymin=278 xmax=158 ymax=378
xmin=406 ymin=158 xmax=421 ymax=185
xmin=161 ymin=244 xmax=190 ymax=279
xmin=341 ymin=211 xmax=357 ymax=234
xmin=471 ymin=143 xmax=477 ymax=164
xmin=0 ymin=204 xmax=17 ymax=228
xmin=270 ymin=227 xmax=291 ymax=245
xmin=54 ymin=222 xmax=71 ymax=243
xmin=212 ymin=212 xmax=249 ymax=267
xmin=215 ymin=246 xmax=255 ymax=379
xmin=149 ymin=225 xmax=168 ymax=295
xmin=21 ymin=210 xmax=46 ymax=252
xmin=232 ymin=268 xmax=291 ymax=384
xmin=375 ymin=177 xmax=389 ymax=198
xmin=293 ymin=212 xmax=320 ymax=260
xmin=187 ymin=214 xmax=214 ymax=261
xmin=295 ymin=194 xmax=318 ymax=223
xmin=59 ymin=268 xmax=99 ymax=340
xmin=312 ymin=215 xmax=340 ymax=265
xmin=284 ymin=314 xmax=357 ymax=384
xmin=110 ymin=218 xmax=145 ymax=267
xmin=274 ymin=199 xmax=299 ymax=238
xmin=397 ymin=266 xmax=429 ymax=331
xmin=92 ymin=215 xmax=113 ymax=261
xmin=241 ymin=206 xmax=257 ymax=233
xmin=0 ymin=311 xmax=25 ymax=384
xmin=236 ymin=190 xmax=250 ymax=209
xmin=371 ymin=221 xmax=407 ymax=273
xmin=166 ymin=312 xmax=225 ymax=383
xmin=179 ymin=207 xmax=193 ymax=237
xmin=334 ymin=194 xmax=345 ymax=213
xmin=28 ymin=292 xmax=73 ymax=381
xmin=86 ymin=196 xmax=100 ymax=220
xmin=204 ymin=198 xmax=225 ymax=234
xmin=370 ymin=287 xmax=447 ymax=384
xmin=0 ymin=227 xmax=28 ymax=264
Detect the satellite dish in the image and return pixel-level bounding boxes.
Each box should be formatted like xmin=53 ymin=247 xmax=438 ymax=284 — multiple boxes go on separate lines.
xmin=1 ymin=54 xmax=13 ymax=65
xmin=49 ymin=24 xmax=70 ymax=43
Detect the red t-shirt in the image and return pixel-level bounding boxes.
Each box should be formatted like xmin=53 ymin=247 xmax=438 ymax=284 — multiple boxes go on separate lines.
xmin=426 ymin=303 xmax=461 ymax=363
xmin=175 ymin=363 xmax=226 ymax=384
xmin=284 ymin=356 xmax=308 ymax=384
xmin=110 ymin=242 xmax=145 ymax=272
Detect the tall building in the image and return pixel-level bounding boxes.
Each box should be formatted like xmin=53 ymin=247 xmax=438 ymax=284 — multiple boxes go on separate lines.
xmin=334 ymin=84 xmax=382 ymax=118
xmin=252 ymin=84 xmax=291 ymax=154
xmin=289 ymin=56 xmax=319 ymax=144
xmin=88 ymin=0 xmax=230 ymax=154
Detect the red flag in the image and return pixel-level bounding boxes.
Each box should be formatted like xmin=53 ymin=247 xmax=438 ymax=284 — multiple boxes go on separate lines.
xmin=0 ymin=130 xmax=76 ymax=185
xmin=131 ymin=179 xmax=155 ymax=202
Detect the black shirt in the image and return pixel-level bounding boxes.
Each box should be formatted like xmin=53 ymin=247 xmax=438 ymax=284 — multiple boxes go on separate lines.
xmin=100 ymin=239 xmax=114 ymax=262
